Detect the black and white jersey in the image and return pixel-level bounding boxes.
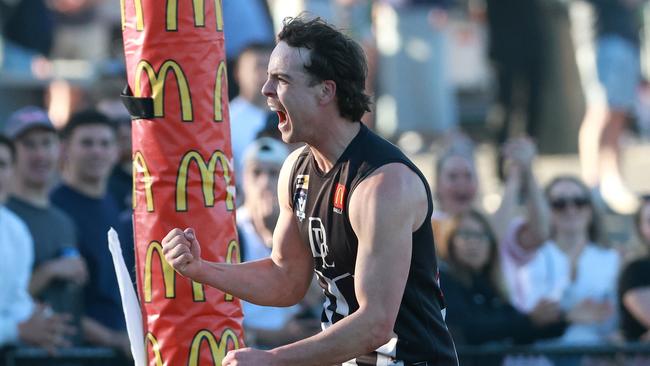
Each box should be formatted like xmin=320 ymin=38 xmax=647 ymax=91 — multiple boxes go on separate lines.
xmin=289 ymin=124 xmax=458 ymax=365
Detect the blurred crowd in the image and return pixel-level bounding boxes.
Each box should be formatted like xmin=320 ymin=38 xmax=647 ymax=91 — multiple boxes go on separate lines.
xmin=1 ymin=0 xmax=650 ymax=365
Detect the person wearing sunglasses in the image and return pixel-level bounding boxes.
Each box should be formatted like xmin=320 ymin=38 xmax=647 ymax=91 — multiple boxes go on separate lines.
xmin=501 ymin=175 xmax=619 ymax=346
xmin=618 ymin=196 xmax=650 ymax=342
xmin=439 ymin=210 xmax=566 ymax=356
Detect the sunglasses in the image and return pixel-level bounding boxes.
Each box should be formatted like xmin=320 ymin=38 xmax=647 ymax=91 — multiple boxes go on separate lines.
xmin=455 ymin=229 xmax=489 ymax=241
xmin=550 ymin=196 xmax=590 ymax=211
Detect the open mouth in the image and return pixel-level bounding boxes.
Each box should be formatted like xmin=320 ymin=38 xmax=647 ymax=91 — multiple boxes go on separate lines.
xmin=277 ymin=110 xmax=287 ymax=125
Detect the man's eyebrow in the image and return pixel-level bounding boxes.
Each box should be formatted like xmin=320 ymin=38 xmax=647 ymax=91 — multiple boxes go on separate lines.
xmin=269 ymin=71 xmax=292 ymax=80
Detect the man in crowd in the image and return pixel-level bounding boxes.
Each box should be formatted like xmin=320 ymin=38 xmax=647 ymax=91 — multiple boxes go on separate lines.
xmin=0 ymin=134 xmax=73 ymax=354
xmin=4 ymin=106 xmax=86 ymax=346
xmin=50 ymin=109 xmax=130 ymax=356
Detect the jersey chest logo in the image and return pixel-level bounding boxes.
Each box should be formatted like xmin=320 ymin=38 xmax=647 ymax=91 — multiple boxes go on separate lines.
xmin=294 ymin=175 xmax=309 ymax=222
xmin=308 ymin=217 xmax=335 ymax=269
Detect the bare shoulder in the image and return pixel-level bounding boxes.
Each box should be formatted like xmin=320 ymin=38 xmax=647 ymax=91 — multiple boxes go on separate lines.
xmin=349 ymin=163 xmax=429 ymax=231
xmin=277 ymin=146 xmax=307 ymax=206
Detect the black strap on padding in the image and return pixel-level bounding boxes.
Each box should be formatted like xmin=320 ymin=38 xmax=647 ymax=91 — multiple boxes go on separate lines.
xmin=120 ymin=85 xmax=155 ymax=120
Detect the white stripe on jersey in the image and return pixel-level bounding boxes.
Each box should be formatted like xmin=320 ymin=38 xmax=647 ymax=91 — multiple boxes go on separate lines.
xmin=375 ymin=335 xmax=398 ymax=358
xmin=317 ymin=270 xmax=352 ymax=326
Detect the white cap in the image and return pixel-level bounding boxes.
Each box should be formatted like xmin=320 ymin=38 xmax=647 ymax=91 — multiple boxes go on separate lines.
xmin=243 ymin=137 xmax=289 ymax=166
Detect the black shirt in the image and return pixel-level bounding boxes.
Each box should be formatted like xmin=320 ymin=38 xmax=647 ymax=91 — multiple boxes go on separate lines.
xmin=289 ymin=123 xmax=457 ymax=365
xmin=618 ymin=256 xmax=650 ymax=341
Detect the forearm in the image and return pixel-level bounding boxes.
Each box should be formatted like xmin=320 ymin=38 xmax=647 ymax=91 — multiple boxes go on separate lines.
xmin=28 ymin=264 xmax=54 ymax=296
xmin=193 ymin=257 xmax=309 ymax=307
xmin=492 ymin=172 xmax=522 ymax=243
xmin=522 ymin=169 xmax=550 ymax=247
xmin=270 ymin=309 xmax=390 ymax=366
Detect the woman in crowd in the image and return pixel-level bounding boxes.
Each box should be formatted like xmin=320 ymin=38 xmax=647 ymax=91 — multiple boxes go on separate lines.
xmin=501 ymin=175 xmax=619 ymax=344
xmin=439 ymin=209 xmax=566 ymax=346
xmin=619 ymin=196 xmax=650 ymax=342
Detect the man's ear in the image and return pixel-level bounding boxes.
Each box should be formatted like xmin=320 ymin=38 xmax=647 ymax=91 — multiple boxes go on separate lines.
xmin=318 ymin=80 xmax=337 ymax=105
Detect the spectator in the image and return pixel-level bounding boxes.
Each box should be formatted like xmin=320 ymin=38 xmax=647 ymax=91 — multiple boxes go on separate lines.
xmin=229 ymin=43 xmax=275 ymax=194
xmin=619 ymin=195 xmax=650 ymax=342
xmin=577 ymin=0 xmax=644 ymax=214
xmin=501 ymin=175 xmax=619 ymax=344
xmin=50 ymin=109 xmax=131 ymax=356
xmin=0 ymin=134 xmax=74 ymax=354
xmin=237 ymin=137 xmax=320 ymax=348
xmin=432 ymin=138 xmax=549 ymax=259
xmin=439 ymin=210 xmax=566 ymax=347
xmin=3 ymin=106 xmax=86 ymax=345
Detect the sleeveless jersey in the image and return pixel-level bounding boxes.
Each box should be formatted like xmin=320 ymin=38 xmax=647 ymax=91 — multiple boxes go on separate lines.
xmin=289 ymin=124 xmax=458 ymax=365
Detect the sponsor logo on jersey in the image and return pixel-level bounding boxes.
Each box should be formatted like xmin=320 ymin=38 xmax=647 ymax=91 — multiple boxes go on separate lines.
xmin=294 ymin=175 xmax=309 ymax=222
xmin=308 ymin=217 xmax=335 ymax=268
xmin=333 ymin=183 xmax=346 ymax=214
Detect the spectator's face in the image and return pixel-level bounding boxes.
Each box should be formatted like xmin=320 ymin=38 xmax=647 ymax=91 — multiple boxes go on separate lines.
xmin=0 ymin=145 xmax=13 ymax=202
xmin=15 ymin=129 xmax=60 ymax=189
xmin=243 ymin=159 xmax=282 ymax=240
xmin=451 ymin=216 xmax=491 ymax=272
xmin=548 ymin=180 xmax=592 ymax=236
xmin=639 ymin=201 xmax=650 ymax=245
xmin=237 ymin=49 xmax=271 ymax=105
xmin=262 ymin=42 xmax=322 ymax=144
xmin=64 ymin=124 xmax=117 ymax=184
xmin=436 ymin=155 xmax=477 ymax=215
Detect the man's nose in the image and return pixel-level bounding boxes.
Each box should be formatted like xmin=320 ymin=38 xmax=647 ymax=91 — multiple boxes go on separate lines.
xmin=261 ymin=79 xmax=275 ymax=97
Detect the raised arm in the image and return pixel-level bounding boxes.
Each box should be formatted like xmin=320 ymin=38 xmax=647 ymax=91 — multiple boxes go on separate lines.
xmin=223 ymin=163 xmax=426 ymax=366
xmin=492 ymin=138 xmax=550 ymax=251
xmin=162 ymin=149 xmax=314 ymax=307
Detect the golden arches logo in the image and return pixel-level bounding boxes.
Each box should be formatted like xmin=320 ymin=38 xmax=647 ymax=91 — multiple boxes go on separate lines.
xmin=166 ymin=0 xmax=224 ymax=31
xmin=213 ymin=61 xmax=227 ymax=122
xmin=132 ymin=151 xmax=154 ymax=212
xmin=188 ymin=329 xmax=239 ymax=366
xmin=134 ymin=60 xmax=193 ymax=121
xmin=224 ymin=239 xmax=239 ymax=301
xmin=145 ymin=332 xmax=164 ymax=366
xmin=120 ymin=0 xmax=144 ymax=31
xmin=176 ymin=150 xmax=234 ymax=212
xmin=143 ymin=241 xmax=205 ymax=303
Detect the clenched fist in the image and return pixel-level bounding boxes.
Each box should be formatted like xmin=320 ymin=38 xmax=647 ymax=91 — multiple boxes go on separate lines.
xmin=162 ymin=228 xmax=203 ymax=279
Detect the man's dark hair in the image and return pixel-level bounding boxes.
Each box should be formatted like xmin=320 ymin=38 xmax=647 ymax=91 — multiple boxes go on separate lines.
xmin=278 ymin=15 xmax=371 ymax=121
xmin=0 ymin=134 xmax=15 ymax=161
xmin=60 ymin=109 xmax=116 ymax=140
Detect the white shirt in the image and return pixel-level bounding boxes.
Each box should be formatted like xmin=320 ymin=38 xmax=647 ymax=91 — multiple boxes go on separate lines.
xmin=229 ymin=97 xmax=267 ymax=185
xmin=237 ymin=207 xmax=300 ymax=331
xmin=0 ymin=206 xmax=35 ymax=345
xmin=500 ymin=219 xmax=620 ymax=344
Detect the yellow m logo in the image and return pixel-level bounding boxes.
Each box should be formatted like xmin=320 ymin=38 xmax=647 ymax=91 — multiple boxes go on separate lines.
xmin=135 ymin=60 xmax=193 ymax=121
xmin=143 ymin=241 xmax=205 ymax=303
xmin=120 ymin=0 xmax=144 ymax=31
xmin=224 ymin=239 xmax=239 ymax=301
xmin=188 ymin=329 xmax=239 ymax=366
xmin=176 ymin=150 xmax=234 ymax=212
xmin=132 ymin=151 xmax=154 ymax=212
xmin=166 ymin=0 xmax=223 ymax=31
xmin=145 ymin=332 xmax=164 ymax=366
xmin=214 ymin=61 xmax=227 ymax=122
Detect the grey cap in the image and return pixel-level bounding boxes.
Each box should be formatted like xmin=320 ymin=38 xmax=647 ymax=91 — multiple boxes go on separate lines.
xmin=4 ymin=106 xmax=56 ymax=139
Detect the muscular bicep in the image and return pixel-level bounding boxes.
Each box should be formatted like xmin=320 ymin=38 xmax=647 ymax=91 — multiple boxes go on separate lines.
xmin=268 ymin=148 xmax=314 ymax=302
xmin=349 ymin=164 xmax=427 ymax=326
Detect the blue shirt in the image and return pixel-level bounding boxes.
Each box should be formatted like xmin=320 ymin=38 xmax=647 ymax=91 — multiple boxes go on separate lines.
xmin=50 ymin=184 xmax=126 ymax=331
